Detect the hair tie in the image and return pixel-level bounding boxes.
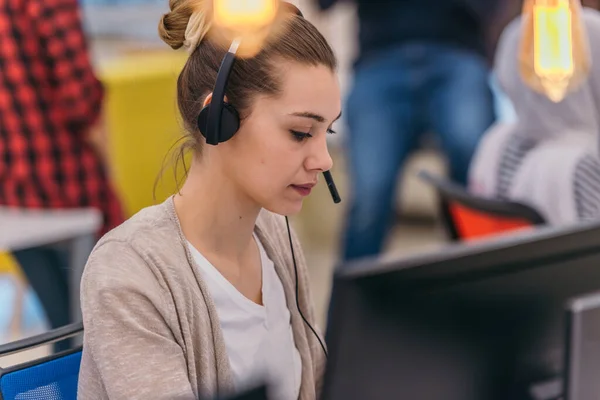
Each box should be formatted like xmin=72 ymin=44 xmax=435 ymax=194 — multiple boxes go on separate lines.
xmin=183 ymin=11 xmax=210 ymax=54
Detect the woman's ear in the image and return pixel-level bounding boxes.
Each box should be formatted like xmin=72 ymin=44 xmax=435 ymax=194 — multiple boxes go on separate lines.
xmin=203 ymin=93 xmax=230 ymax=107
xmin=203 ymin=93 xmax=213 ymax=108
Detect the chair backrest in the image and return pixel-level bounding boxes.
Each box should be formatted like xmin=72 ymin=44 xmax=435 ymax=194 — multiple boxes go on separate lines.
xmin=0 ymin=322 xmax=83 ymax=400
xmin=0 ymin=349 xmax=82 ymax=400
xmin=418 ymin=171 xmax=546 ymax=241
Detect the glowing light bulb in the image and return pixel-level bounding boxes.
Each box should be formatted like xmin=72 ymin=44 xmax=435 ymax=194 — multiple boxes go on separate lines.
xmin=213 ymin=0 xmax=278 ymax=32
xmin=533 ymin=0 xmax=574 ymax=99
xmin=519 ymin=0 xmax=591 ymax=102
xmin=210 ymin=0 xmax=290 ymax=57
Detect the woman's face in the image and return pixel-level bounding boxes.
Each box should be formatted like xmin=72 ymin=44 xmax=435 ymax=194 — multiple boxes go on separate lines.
xmin=221 ymin=60 xmax=341 ymax=216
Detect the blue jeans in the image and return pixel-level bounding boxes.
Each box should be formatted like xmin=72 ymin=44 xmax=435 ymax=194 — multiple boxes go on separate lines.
xmin=342 ymin=43 xmax=496 ymax=261
xmin=12 ymin=246 xmax=72 ymax=353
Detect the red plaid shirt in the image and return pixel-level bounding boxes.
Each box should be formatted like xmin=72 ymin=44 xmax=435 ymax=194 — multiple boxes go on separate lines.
xmin=0 ymin=0 xmax=124 ymax=236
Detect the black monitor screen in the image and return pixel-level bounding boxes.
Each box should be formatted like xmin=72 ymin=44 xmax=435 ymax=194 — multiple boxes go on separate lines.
xmin=323 ymin=222 xmax=600 ymax=400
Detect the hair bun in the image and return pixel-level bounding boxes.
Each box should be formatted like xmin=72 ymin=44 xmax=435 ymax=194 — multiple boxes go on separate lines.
xmin=158 ymin=0 xmax=209 ymax=51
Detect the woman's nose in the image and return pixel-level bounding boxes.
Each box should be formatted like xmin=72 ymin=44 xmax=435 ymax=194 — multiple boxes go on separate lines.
xmin=306 ymin=134 xmax=334 ymax=172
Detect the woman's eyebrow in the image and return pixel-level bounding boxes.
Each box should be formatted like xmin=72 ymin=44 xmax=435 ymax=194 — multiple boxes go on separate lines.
xmin=289 ymin=110 xmax=343 ymax=123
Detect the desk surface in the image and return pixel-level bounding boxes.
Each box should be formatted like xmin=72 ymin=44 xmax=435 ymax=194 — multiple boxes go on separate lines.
xmin=0 ymin=208 xmax=102 ymax=251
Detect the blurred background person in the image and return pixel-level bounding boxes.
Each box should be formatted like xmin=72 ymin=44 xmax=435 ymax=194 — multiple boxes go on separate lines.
xmin=469 ymin=4 xmax=600 ymax=226
xmin=0 ymin=0 xmax=124 ymax=351
xmin=317 ymin=0 xmax=508 ymax=261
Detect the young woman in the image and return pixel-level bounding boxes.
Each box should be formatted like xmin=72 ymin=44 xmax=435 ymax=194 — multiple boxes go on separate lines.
xmin=77 ymin=1 xmax=340 ymax=399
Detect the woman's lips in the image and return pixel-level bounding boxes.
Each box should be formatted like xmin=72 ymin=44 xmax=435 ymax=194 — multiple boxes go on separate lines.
xmin=290 ymin=184 xmax=315 ymax=196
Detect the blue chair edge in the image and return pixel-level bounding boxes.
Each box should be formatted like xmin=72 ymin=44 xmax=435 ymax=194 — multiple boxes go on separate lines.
xmin=0 ymin=322 xmax=83 ymax=359
xmin=0 ymin=346 xmax=83 ymax=381
xmin=0 ymin=321 xmax=84 ymax=381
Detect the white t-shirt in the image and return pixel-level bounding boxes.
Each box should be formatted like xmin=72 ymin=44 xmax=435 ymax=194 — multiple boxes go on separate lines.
xmin=187 ymin=235 xmax=302 ymax=400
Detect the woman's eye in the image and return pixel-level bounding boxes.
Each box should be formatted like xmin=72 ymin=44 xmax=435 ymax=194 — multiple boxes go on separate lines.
xmin=290 ymin=130 xmax=312 ymax=142
xmin=327 ymin=128 xmax=337 ymax=134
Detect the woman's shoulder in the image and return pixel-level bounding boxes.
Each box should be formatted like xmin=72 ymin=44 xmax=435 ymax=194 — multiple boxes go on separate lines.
xmin=99 ymin=199 xmax=178 ymax=244
xmin=84 ymin=198 xmax=186 ymax=286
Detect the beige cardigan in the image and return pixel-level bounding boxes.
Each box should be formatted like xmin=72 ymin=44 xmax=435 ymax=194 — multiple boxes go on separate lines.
xmin=77 ymin=197 xmax=326 ymax=400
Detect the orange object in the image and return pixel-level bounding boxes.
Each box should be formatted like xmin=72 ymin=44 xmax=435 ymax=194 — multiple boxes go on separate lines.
xmin=449 ymin=202 xmax=536 ymax=241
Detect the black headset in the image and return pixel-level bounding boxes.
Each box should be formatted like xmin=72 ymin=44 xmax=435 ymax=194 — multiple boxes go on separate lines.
xmin=196 ymin=38 xmax=240 ymax=146
xmin=196 ymin=3 xmax=336 ymax=359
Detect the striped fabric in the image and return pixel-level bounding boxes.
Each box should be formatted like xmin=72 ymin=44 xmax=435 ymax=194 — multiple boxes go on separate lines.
xmin=574 ymin=154 xmax=600 ymax=220
xmin=496 ymin=132 xmax=600 ymax=221
xmin=495 ymin=134 xmax=537 ymax=200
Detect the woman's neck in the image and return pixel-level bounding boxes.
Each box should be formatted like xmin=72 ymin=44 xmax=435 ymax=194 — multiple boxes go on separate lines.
xmin=173 ymin=158 xmax=261 ymax=261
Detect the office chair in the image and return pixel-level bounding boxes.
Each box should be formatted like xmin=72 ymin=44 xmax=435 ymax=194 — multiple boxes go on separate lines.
xmin=0 ymin=322 xmax=83 ymax=400
xmin=418 ymin=170 xmax=546 ymax=241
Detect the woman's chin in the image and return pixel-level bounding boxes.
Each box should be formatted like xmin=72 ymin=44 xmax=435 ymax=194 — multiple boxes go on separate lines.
xmin=263 ymin=198 xmax=304 ymax=217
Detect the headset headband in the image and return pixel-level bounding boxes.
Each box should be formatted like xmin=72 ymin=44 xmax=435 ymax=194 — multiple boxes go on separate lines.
xmin=204 ymin=3 xmax=303 ymax=145
xmin=205 ymin=40 xmax=239 ymax=145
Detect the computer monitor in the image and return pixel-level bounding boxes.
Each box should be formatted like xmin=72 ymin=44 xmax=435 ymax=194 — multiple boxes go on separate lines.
xmin=564 ymin=291 xmax=600 ymax=400
xmin=323 ymin=221 xmax=600 ymax=400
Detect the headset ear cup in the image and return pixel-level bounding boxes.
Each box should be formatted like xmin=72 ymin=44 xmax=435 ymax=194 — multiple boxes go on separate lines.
xmin=197 ymin=106 xmax=210 ymax=139
xmin=196 ymin=103 xmax=240 ymax=143
xmin=219 ymin=103 xmax=240 ymax=142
